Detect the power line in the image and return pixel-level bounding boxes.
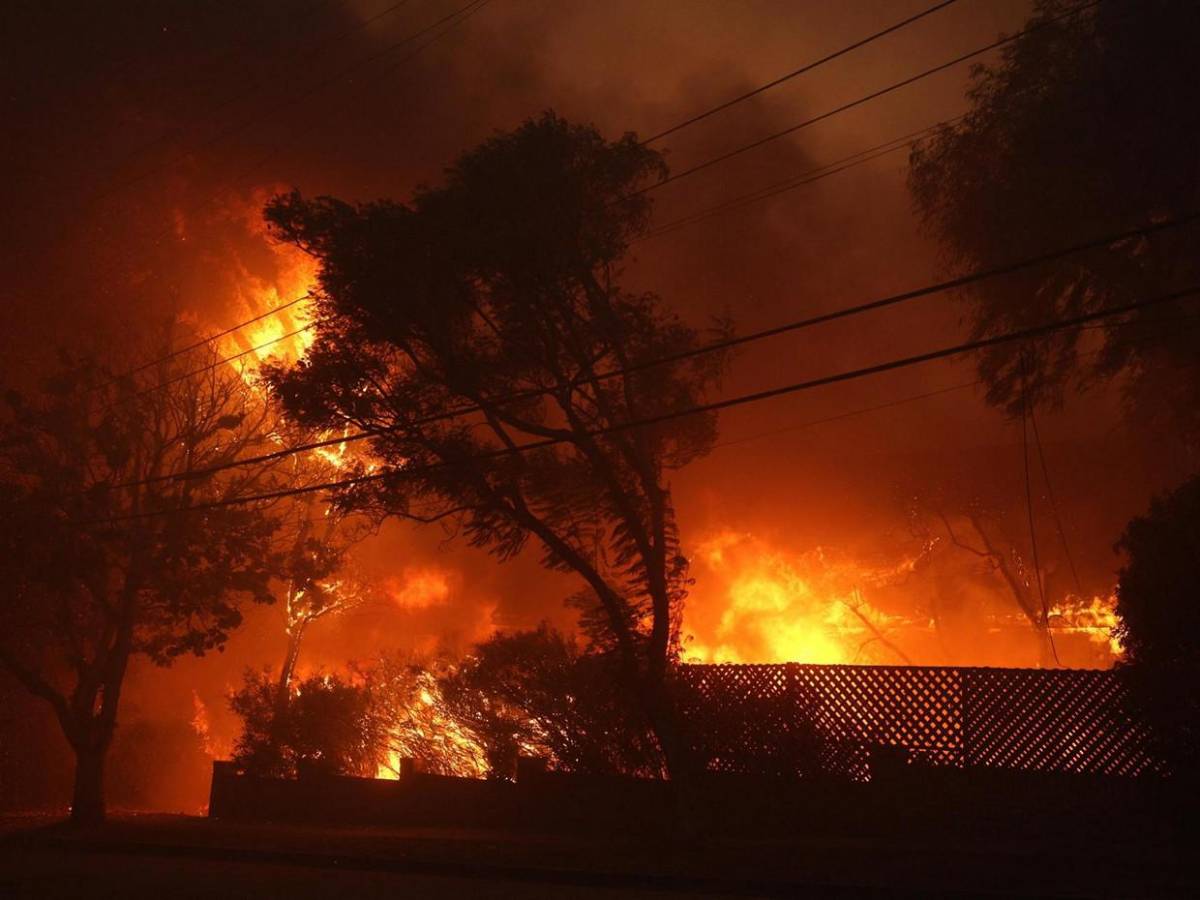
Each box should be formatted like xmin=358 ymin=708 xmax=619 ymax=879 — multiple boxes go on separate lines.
xmin=122 ymin=325 xmax=313 ymax=405
xmin=1028 ymin=400 xmax=1084 ymax=594
xmin=708 ymin=381 xmax=976 ymax=450
xmin=95 ymin=294 xmax=313 ymax=393
xmin=96 ymin=115 xmax=945 ymax=393
xmin=711 ymin=313 xmax=1200 ymax=454
xmin=633 ymin=0 xmax=1100 ymax=199
xmin=105 ymin=210 xmax=1200 ymax=488
xmin=638 ymin=0 xmax=962 ymax=145
xmin=637 ymin=118 xmax=959 ymax=242
xmin=52 ymin=0 xmax=976 ymax=389
xmin=82 ymin=281 xmax=1200 ymax=523
xmin=1018 ymin=348 xmax=1060 ymax=664
xmin=75 ymin=2 xmax=490 ymax=391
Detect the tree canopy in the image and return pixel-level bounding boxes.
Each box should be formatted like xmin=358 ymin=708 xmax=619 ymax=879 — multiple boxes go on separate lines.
xmin=1114 ymin=475 xmax=1200 ymax=772
xmin=0 ymin=337 xmax=286 ymax=821
xmin=908 ymin=0 xmax=1200 ymax=451
xmin=263 ymin=112 xmax=731 ymax=775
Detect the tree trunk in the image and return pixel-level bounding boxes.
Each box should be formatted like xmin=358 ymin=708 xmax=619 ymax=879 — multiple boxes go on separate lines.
xmin=641 ymin=678 xmax=705 ymax=840
xmin=70 ymin=740 xmax=107 ymax=826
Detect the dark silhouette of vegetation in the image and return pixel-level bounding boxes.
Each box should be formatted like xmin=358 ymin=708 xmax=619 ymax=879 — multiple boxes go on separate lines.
xmin=1115 ymin=475 xmax=1200 ymax=774
xmin=0 ymin=338 xmax=286 ymax=823
xmin=441 ymin=624 xmax=662 ymax=778
xmin=263 ymin=112 xmax=731 ymax=779
xmin=230 ymin=669 xmax=385 ymax=778
xmin=909 ymin=0 xmax=1200 ymax=456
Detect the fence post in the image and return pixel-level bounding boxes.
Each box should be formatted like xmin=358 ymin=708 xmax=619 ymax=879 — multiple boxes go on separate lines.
xmin=960 ymin=668 xmax=970 ymax=769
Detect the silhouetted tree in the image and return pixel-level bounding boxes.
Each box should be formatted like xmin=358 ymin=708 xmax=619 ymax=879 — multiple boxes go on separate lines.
xmin=263 ymin=112 xmax=730 ymax=778
xmin=230 ymin=669 xmax=385 ymax=777
xmin=441 ymin=624 xmax=661 ymax=778
xmin=909 ymin=0 xmax=1200 ymax=455
xmin=1114 ymin=475 xmax=1200 ymax=773
xmin=0 ymin=338 xmax=285 ymax=823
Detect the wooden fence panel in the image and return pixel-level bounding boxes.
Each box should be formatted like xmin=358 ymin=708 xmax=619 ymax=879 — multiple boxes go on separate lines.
xmin=675 ymin=664 xmax=1164 ymax=780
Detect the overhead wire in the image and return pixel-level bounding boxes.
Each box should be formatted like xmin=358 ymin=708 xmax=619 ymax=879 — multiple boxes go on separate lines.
xmin=1018 ymin=348 xmax=1061 ymax=664
xmin=1028 ymin=400 xmax=1085 ymax=594
xmin=637 ymin=117 xmax=961 ymax=242
xmin=81 ymin=280 xmax=1200 ymax=523
xmin=92 ymin=114 xmax=947 ymax=394
xmin=709 ymin=311 xmax=1200 ymax=454
xmin=73 ymin=0 xmax=491 ymax=390
xmin=100 ymin=210 xmax=1200 ymax=487
xmin=638 ymin=0 xmax=962 ymax=145
xmin=93 ymin=294 xmax=313 ymax=393
xmin=65 ymin=0 xmax=996 ymax=391
xmin=631 ymin=0 xmax=1100 ymax=199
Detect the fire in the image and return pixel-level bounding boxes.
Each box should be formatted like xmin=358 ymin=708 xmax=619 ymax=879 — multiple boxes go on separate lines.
xmin=373 ymin=671 xmax=488 ymax=780
xmin=1050 ymin=593 xmax=1125 ymax=658
xmin=386 ymin=568 xmax=453 ymax=610
xmin=685 ymin=532 xmax=910 ymax=665
xmin=223 ymin=260 xmax=317 ymax=377
xmin=190 ymin=690 xmax=229 ymax=760
xmin=687 ymin=531 xmax=1126 ymax=669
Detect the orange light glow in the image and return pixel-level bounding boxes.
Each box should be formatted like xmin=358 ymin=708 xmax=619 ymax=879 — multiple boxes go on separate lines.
xmin=685 ymin=531 xmax=909 ymax=665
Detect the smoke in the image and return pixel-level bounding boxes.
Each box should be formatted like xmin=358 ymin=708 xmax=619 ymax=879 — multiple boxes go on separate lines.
xmin=0 ymin=0 xmax=1169 ymax=812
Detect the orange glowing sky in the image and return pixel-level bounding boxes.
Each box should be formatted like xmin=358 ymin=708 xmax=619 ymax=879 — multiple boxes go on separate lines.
xmin=1 ymin=0 xmax=1166 ymax=810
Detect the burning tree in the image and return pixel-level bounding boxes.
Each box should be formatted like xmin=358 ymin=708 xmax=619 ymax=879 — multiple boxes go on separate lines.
xmin=263 ymin=112 xmax=730 ymax=779
xmin=0 ymin=336 xmax=286 ymax=823
xmin=366 ymin=658 xmax=489 ymax=779
xmin=269 ymin=431 xmax=376 ymax=699
xmin=223 ymin=421 xmax=381 ymax=776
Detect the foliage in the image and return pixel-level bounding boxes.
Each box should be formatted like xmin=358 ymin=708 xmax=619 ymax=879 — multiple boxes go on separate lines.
xmin=441 ymin=624 xmax=663 ymax=778
xmin=230 ymin=669 xmax=386 ymax=778
xmin=262 ymin=112 xmax=731 ymax=774
xmin=908 ymin=0 xmax=1200 ymax=450
xmin=364 ymin=658 xmax=488 ymax=778
xmin=1114 ymin=475 xmax=1200 ymax=772
xmin=0 ymin=336 xmax=286 ymax=821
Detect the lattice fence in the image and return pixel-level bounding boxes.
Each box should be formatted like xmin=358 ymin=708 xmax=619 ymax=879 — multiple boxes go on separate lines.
xmin=675 ymin=664 xmax=1165 ymax=780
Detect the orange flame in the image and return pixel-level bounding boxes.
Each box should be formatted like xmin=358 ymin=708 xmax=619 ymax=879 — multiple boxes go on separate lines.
xmin=190 ymin=690 xmax=230 ymax=760
xmin=374 ymin=672 xmax=488 ymax=780
xmin=685 ymin=531 xmax=910 ymax=665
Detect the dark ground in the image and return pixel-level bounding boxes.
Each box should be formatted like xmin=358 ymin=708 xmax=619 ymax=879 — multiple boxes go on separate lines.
xmin=0 ymin=812 xmax=1193 ymax=899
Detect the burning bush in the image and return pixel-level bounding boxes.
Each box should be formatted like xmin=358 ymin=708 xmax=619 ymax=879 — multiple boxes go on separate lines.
xmin=365 ymin=658 xmax=488 ymax=779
